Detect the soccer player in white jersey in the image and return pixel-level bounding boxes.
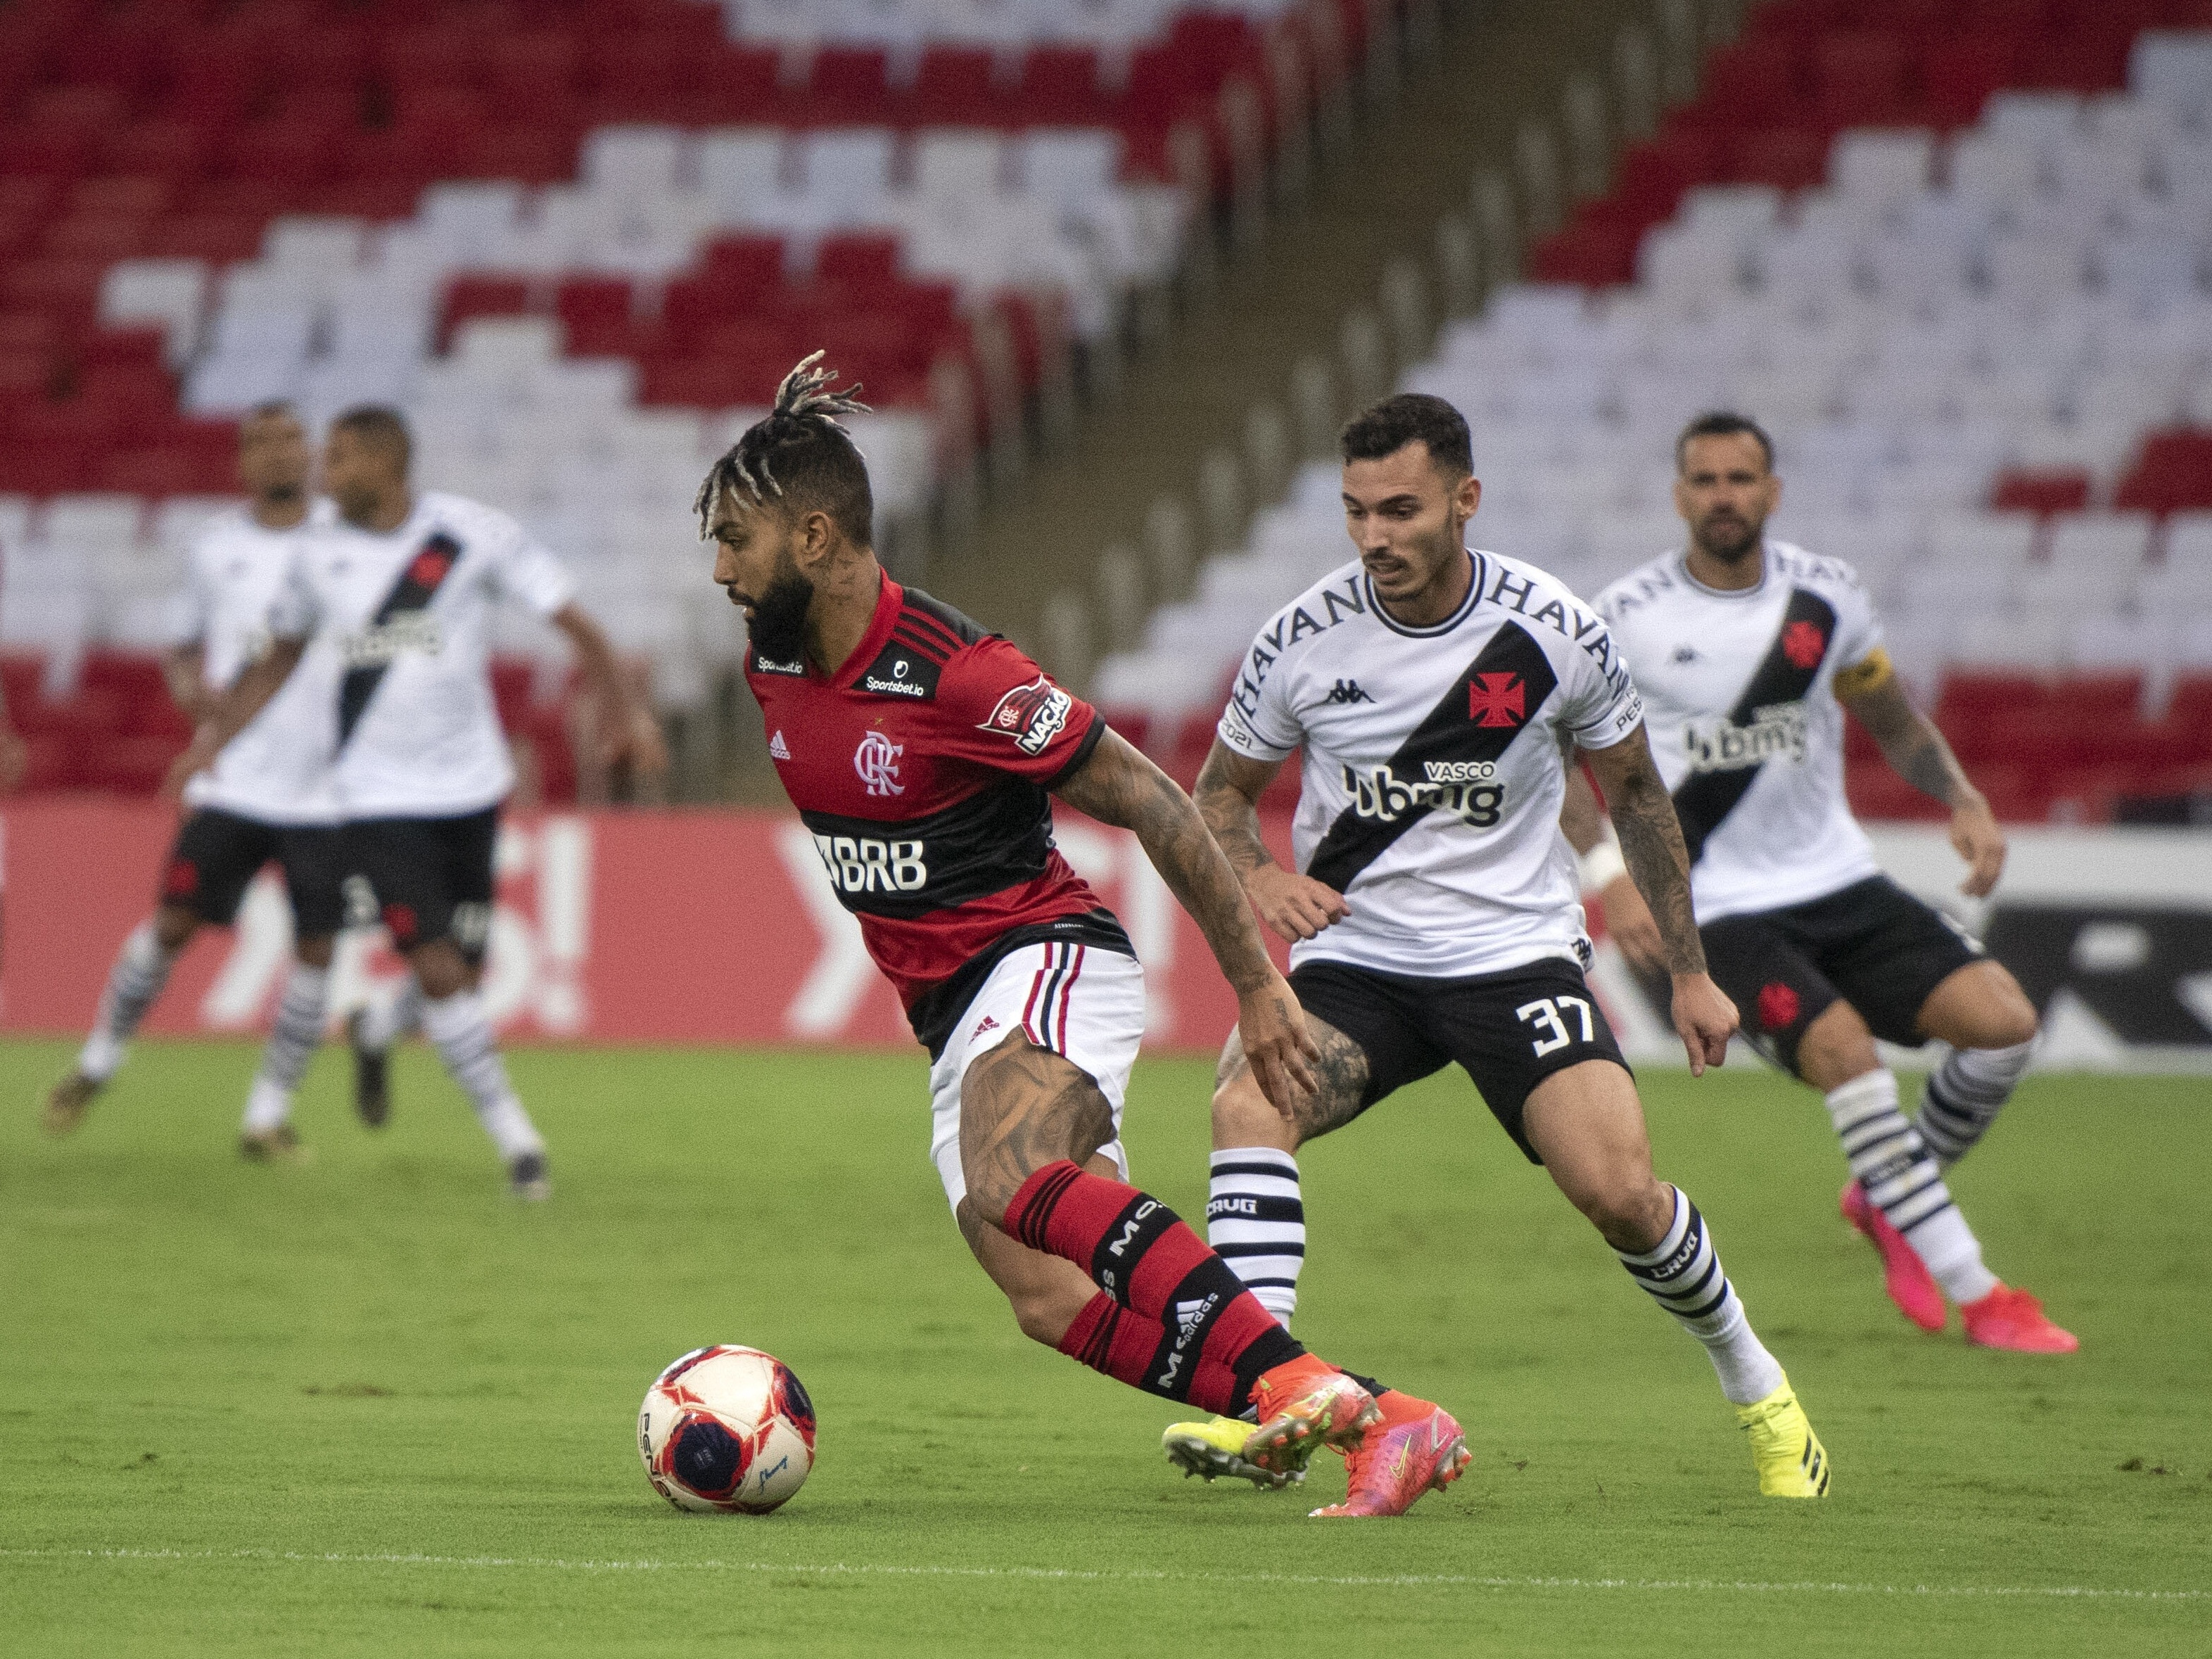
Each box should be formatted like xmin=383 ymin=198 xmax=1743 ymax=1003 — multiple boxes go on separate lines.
xmin=1168 ymin=393 xmax=1833 ymax=1504
xmin=46 ymin=404 xmax=346 ymax=1159
xmin=1578 ymin=412 xmax=2073 ymax=1353
xmin=165 ymin=406 xmax=667 ymax=1197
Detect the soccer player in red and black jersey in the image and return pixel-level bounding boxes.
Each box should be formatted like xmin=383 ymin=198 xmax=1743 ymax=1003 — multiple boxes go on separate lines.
xmin=698 ymin=356 xmax=1463 ymax=1514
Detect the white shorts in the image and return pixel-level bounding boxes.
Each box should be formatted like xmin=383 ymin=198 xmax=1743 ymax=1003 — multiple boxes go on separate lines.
xmin=927 ymin=941 xmax=1147 ymax=1211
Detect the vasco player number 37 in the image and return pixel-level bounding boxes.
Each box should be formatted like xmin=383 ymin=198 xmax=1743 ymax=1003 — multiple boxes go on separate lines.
xmin=699 ymin=355 xmax=1466 ymax=1518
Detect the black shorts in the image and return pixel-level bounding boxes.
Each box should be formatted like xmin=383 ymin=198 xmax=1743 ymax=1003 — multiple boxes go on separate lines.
xmin=1700 ymin=874 xmax=1984 ymax=1078
xmin=1288 ymin=956 xmax=1630 ymax=1164
xmin=345 ymin=806 xmax=500 ymax=962
xmin=163 ymin=808 xmax=348 ymax=937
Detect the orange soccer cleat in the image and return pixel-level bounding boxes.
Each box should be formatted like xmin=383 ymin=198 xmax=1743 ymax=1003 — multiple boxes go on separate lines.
xmin=1960 ymin=1285 xmax=2079 ymax=1354
xmin=1841 ymin=1181 xmax=1947 ymax=1333
xmin=1241 ymin=1355 xmax=1378 ymax=1482
xmin=1309 ymin=1390 xmax=1470 ymax=1518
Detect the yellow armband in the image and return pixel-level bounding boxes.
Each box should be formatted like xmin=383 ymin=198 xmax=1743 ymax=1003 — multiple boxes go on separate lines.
xmin=1831 ymin=647 xmax=1895 ymax=700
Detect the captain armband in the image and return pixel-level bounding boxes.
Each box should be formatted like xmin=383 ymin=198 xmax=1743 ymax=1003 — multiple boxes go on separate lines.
xmin=1577 ymin=822 xmax=1629 ymax=895
xmin=1831 ymin=646 xmax=1895 ymax=700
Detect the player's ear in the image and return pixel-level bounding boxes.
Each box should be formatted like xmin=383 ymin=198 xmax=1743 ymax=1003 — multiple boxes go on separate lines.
xmin=1455 ymin=471 xmax=1480 ymax=521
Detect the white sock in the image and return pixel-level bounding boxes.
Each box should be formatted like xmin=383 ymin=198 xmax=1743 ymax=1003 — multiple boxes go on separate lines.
xmin=241 ymin=963 xmax=329 ymax=1133
xmin=242 ymin=1076 xmax=293 ymax=1135
xmin=1917 ymin=1037 xmax=2036 ymax=1167
xmin=1828 ymin=1070 xmax=2000 ymax=1305
xmin=1206 ymin=1148 xmax=1304 ymax=1326
xmin=1615 ymin=1186 xmax=1786 ymax=1406
xmin=80 ymin=920 xmax=179 ymax=1081
xmin=358 ymin=976 xmax=426 ymax=1053
xmin=420 ymin=990 xmax=544 ymax=1162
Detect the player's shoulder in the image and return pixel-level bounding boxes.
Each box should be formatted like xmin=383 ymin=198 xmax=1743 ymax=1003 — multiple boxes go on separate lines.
xmin=189 ymin=502 xmax=272 ymax=558
xmin=1474 ymin=548 xmax=1616 ymax=652
xmin=1590 ymin=549 xmax=1687 ymax=624
xmin=844 ymin=584 xmax=1005 ymax=705
xmin=1764 ymin=538 xmax=1872 ymax=600
xmin=417 ymin=489 xmax=526 ymax=550
xmin=1245 ymin=559 xmax=1375 ymax=661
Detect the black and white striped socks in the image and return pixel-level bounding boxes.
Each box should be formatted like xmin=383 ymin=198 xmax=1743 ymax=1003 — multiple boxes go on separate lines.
xmin=1917 ymin=1039 xmax=2035 ymax=1167
xmin=1828 ymin=1069 xmax=1997 ymax=1304
xmin=1615 ymin=1187 xmax=1784 ymax=1406
xmin=420 ymin=990 xmax=545 ymax=1163
xmin=241 ymin=963 xmax=330 ymax=1134
xmin=1206 ymin=1148 xmax=1305 ymax=1326
xmin=77 ymin=920 xmax=178 ymax=1082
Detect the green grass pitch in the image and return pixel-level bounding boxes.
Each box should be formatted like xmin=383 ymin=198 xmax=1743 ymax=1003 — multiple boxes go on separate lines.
xmin=2 ymin=1036 xmax=2206 ymax=1656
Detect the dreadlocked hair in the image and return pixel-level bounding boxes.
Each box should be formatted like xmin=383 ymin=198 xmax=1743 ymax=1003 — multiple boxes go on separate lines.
xmin=694 ymin=351 xmax=876 ymax=545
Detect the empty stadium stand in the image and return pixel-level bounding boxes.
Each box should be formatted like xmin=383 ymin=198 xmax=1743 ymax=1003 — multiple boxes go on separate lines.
xmin=1093 ymin=16 xmax=2212 ymax=823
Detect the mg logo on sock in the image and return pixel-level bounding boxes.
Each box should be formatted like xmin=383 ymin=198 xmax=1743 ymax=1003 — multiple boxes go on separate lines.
xmin=1107 ymin=1200 xmax=1158 ymax=1257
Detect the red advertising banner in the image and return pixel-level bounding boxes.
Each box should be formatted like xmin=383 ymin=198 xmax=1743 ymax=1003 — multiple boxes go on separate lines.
xmin=0 ymin=800 xmax=1287 ymax=1054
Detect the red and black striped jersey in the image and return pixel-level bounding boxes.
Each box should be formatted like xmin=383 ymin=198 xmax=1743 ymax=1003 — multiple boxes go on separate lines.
xmin=746 ymin=574 xmax=1130 ymax=1055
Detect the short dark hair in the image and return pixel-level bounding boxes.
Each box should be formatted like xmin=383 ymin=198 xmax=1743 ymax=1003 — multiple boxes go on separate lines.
xmin=695 ymin=353 xmax=875 ymax=546
xmin=1675 ymin=410 xmax=1774 ymax=473
xmin=330 ymin=405 xmax=413 ymax=474
xmin=1340 ymin=393 xmax=1473 ymax=478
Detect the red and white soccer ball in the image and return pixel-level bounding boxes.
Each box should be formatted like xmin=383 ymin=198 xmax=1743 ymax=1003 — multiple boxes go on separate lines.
xmin=638 ymin=1345 xmax=816 ymax=1514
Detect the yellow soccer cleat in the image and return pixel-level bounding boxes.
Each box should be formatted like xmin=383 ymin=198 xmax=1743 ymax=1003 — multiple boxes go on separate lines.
xmin=1162 ymin=1416 xmax=1298 ymax=1489
xmin=1736 ymin=1375 xmax=1831 ymax=1499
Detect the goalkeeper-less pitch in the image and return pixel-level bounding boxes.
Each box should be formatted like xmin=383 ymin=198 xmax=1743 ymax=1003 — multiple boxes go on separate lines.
xmin=2 ymin=1039 xmax=2205 ymax=1657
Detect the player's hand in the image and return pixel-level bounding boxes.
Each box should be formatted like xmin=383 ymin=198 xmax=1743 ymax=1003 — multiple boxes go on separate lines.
xmin=1237 ymin=970 xmax=1321 ymax=1114
xmin=1950 ymin=792 xmax=2006 ymax=898
xmin=0 ymin=727 xmax=25 ymax=794
xmin=1671 ymin=971 xmax=1737 ymax=1077
xmin=1245 ymin=865 xmax=1349 ymax=943
xmin=1598 ymin=872 xmax=1666 ymax=975
xmin=160 ymin=728 xmax=223 ymax=801
xmin=605 ymin=704 xmax=671 ymax=780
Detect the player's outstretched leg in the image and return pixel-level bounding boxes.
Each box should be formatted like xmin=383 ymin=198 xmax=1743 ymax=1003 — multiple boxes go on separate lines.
xmin=1528 ymin=1060 xmax=1828 ymax=1499
xmin=958 ymin=1036 xmax=1375 ymax=1483
xmin=46 ymin=908 xmax=196 ymax=1134
xmin=239 ymin=947 xmax=333 ymax=1162
xmin=1801 ymin=998 xmax=2074 ymax=1354
xmin=1913 ymin=961 xmax=2041 ymax=1171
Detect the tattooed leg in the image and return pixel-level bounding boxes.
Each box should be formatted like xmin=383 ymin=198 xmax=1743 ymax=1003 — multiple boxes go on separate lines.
xmin=1209 ymin=1012 xmax=1371 ymax=1326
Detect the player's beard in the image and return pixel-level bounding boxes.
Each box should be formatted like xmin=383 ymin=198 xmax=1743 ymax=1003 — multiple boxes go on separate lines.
xmin=746 ymin=559 xmax=815 ymax=666
xmin=1694 ymin=509 xmax=1762 ymax=565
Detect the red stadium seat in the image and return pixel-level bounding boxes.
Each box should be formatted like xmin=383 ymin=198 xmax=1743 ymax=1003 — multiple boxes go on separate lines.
xmin=1016 ymin=45 xmax=1113 ymax=127
xmin=805 ymin=47 xmax=893 ymax=126
xmin=440 ymin=274 xmax=533 ymax=345
xmin=2114 ymin=430 xmax=2212 ymax=515
xmin=1990 ymin=467 xmax=2092 ymax=514
xmin=912 ymin=47 xmax=1002 ymax=128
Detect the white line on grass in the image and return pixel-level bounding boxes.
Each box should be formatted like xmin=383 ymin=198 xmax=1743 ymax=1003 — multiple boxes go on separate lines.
xmin=2 ymin=1547 xmax=2204 ymax=1603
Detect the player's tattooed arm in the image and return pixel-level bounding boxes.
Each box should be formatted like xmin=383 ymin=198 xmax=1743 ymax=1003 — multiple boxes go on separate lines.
xmin=159 ymin=636 xmax=307 ymax=799
xmin=1580 ymin=727 xmax=1738 ymax=1075
xmin=1057 ymin=730 xmax=1321 ymax=1106
xmin=1841 ymin=674 xmax=2007 ymax=898
xmin=1194 ymin=739 xmax=1352 ymax=943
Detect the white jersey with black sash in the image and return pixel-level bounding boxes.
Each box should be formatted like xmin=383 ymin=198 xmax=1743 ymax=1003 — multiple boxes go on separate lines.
xmin=1593 ymin=541 xmax=1886 ymax=925
xmin=1215 ymin=549 xmax=1646 ymax=979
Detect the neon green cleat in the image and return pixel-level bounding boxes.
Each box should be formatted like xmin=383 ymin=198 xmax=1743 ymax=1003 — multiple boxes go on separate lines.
xmin=1736 ymin=1375 xmax=1831 ymax=1498
xmin=1162 ymin=1416 xmax=1297 ymax=1489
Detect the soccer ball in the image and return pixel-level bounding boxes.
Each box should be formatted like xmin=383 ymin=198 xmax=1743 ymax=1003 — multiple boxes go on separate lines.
xmin=637 ymin=1345 xmax=817 ymax=1514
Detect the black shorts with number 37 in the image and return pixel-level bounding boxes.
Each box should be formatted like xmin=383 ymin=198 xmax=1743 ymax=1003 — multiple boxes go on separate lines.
xmin=1287 ymin=955 xmax=1631 ymax=1164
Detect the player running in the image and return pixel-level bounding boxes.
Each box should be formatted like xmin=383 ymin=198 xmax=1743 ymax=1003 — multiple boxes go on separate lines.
xmin=1177 ymin=393 xmax=1831 ymax=1504
xmin=1577 ymin=412 xmax=2073 ymax=1353
xmin=46 ymin=403 xmax=345 ymax=1159
xmin=699 ymin=355 xmax=1459 ymax=1513
xmin=165 ymin=405 xmax=666 ymax=1197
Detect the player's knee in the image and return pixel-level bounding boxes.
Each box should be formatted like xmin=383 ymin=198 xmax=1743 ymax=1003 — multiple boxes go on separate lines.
xmin=1974 ymin=984 xmax=2039 ymax=1050
xmin=153 ymin=903 xmax=201 ymax=953
xmin=411 ymin=941 xmax=470 ymax=1000
xmin=1794 ymin=1006 xmax=1879 ymax=1093
xmin=294 ymin=935 xmax=336 ymax=970
xmin=1003 ymin=1285 xmax=1072 ymax=1347
xmin=1211 ymin=1068 xmax=1282 ymax=1149
xmin=1575 ymin=1171 xmax=1674 ymax=1253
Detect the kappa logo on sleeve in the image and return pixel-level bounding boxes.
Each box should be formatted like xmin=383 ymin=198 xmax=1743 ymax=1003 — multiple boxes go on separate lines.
xmin=979 ymin=675 xmax=1074 ymax=755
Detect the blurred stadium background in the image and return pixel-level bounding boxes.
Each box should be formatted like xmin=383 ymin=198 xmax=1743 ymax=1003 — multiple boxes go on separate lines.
xmin=1 ymin=0 xmax=2209 ymax=827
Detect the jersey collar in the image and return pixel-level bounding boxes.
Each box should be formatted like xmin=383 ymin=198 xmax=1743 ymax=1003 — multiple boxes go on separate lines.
xmin=825 ymin=571 xmax=905 ymax=687
xmin=1679 ymin=545 xmax=1769 ymax=599
xmin=1365 ymin=549 xmax=1485 ymax=637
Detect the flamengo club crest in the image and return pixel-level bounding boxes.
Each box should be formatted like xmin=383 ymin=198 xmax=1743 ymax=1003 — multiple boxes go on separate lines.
xmin=853 ymin=730 xmax=905 ymax=796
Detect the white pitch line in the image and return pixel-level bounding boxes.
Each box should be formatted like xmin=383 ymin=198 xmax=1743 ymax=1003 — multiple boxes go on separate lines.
xmin=0 ymin=1547 xmax=2204 ymax=1603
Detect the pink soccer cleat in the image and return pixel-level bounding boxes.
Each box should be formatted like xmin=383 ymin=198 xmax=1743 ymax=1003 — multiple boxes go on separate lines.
xmin=1309 ymin=1391 xmax=1471 ymax=1518
xmin=1961 ymin=1285 xmax=2079 ymax=1354
xmin=1841 ymin=1180 xmax=1947 ymax=1333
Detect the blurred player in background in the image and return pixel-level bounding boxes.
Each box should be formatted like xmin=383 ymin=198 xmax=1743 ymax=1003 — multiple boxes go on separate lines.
xmin=1578 ymin=412 xmax=2073 ymax=1353
xmin=700 ymin=355 xmax=1461 ymax=1515
xmin=167 ymin=406 xmax=666 ymax=1197
xmin=46 ymin=403 xmax=343 ymax=1160
xmin=1186 ymin=393 xmax=1831 ymax=1502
